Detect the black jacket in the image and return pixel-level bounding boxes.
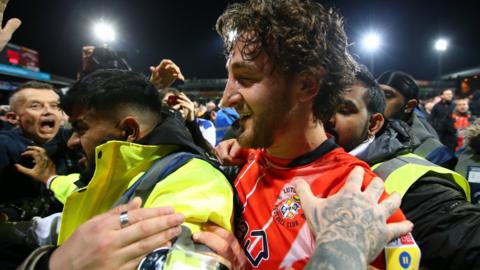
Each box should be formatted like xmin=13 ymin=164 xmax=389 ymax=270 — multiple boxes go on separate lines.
xmin=0 ymin=128 xmax=80 ymax=269
xmin=430 ymin=101 xmax=457 ymax=151
xmin=359 ymin=119 xmax=480 ymax=270
xmin=0 ymin=128 xmax=80 ymax=221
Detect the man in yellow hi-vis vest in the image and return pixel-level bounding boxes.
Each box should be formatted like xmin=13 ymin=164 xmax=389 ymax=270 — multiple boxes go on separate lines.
xmin=15 ymin=69 xmax=234 ymax=269
xmin=329 ymin=67 xmax=480 ymax=270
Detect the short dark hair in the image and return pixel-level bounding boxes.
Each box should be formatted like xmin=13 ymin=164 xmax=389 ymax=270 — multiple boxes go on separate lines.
xmin=62 ymin=69 xmax=162 ymax=119
xmin=216 ymin=0 xmax=357 ymax=122
xmin=377 ymin=71 xmax=419 ymax=101
xmin=356 ymin=66 xmax=385 ymax=115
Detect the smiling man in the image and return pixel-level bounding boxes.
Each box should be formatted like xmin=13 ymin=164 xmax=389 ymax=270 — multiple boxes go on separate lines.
xmin=192 ymin=1 xmax=413 ymax=269
xmin=0 ymin=81 xmax=65 ymax=221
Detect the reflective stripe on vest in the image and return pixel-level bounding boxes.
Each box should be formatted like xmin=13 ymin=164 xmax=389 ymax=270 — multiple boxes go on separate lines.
xmin=371 ymin=153 xmax=471 ymax=201
xmin=413 ymin=137 xmax=444 ymax=159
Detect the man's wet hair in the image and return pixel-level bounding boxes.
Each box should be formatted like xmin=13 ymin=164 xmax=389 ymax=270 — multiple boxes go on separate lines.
xmin=216 ymin=0 xmax=358 ymax=122
xmin=356 ymin=65 xmax=386 ymax=116
xmin=62 ymin=69 xmax=162 ymax=120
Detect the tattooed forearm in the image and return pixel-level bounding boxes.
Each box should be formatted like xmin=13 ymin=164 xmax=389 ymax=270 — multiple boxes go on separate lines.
xmin=294 ymin=167 xmax=412 ymax=268
xmin=312 ymin=193 xmax=388 ymax=263
xmin=305 ymin=239 xmax=367 ymax=270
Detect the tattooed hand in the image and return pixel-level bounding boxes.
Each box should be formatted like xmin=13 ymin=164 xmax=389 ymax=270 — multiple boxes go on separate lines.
xmin=294 ymin=166 xmax=413 ymax=270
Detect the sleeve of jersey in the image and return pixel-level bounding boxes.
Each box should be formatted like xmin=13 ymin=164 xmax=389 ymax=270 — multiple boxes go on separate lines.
xmin=49 ymin=173 xmax=81 ymax=204
xmin=143 ymin=158 xmax=234 ymax=234
xmin=364 ymin=170 xmax=421 ymax=270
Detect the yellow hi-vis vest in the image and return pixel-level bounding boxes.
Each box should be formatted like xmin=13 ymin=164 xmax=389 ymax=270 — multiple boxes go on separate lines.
xmin=371 ymin=153 xmax=470 ymax=201
xmin=56 ymin=141 xmax=233 ymax=245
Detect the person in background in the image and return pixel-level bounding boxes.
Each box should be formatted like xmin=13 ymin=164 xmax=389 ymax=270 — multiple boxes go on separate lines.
xmin=455 ymin=119 xmax=480 ymax=203
xmin=0 ymin=105 xmax=15 ymax=130
xmin=0 ymin=81 xmax=80 ymax=268
xmin=329 ymin=67 xmax=478 ymax=270
xmin=161 ymin=88 xmax=216 ymax=148
xmin=0 ymin=81 xmax=70 ymax=222
xmin=206 ymin=101 xmax=217 ymax=113
xmin=452 ymin=98 xmax=476 ymax=151
xmin=469 ymin=90 xmax=480 ymax=117
xmin=214 ymin=104 xmax=239 ymax=145
xmin=429 ymin=88 xmax=457 ymax=151
xmin=377 ymin=71 xmax=456 ymax=168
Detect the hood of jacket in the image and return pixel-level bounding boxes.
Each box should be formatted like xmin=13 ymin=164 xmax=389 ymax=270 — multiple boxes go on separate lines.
xmin=136 ymin=107 xmax=205 ymax=156
xmin=357 ymin=119 xmax=420 ymax=165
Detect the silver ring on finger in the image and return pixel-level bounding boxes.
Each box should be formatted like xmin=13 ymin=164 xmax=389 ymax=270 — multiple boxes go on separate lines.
xmin=119 ymin=211 xmax=129 ymax=229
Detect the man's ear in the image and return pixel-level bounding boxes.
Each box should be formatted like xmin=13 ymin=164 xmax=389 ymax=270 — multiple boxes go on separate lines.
xmin=5 ymin=111 xmax=18 ymax=126
xmin=368 ymin=113 xmax=385 ymax=137
xmin=297 ymin=67 xmax=326 ymax=102
xmin=118 ymin=117 xmax=141 ymax=142
xmin=404 ymin=99 xmax=418 ymax=114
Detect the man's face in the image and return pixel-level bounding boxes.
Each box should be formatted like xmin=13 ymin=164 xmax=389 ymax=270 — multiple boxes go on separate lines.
xmin=67 ymin=108 xmax=124 ymax=178
xmin=14 ymin=88 xmax=62 ymax=144
xmin=442 ymin=90 xmax=453 ymax=101
xmin=330 ymin=82 xmax=370 ymax=152
xmin=222 ymin=40 xmax=296 ymax=148
xmin=380 ymin=84 xmax=406 ymax=120
xmin=456 ymin=99 xmax=469 ymax=113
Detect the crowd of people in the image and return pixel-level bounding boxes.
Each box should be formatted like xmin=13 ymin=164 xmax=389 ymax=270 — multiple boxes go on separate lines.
xmin=0 ymin=0 xmax=480 ymax=269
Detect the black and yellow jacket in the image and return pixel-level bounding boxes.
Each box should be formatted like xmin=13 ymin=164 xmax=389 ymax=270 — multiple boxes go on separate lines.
xmin=52 ymin=110 xmax=234 ymax=244
xmin=357 ymin=119 xmax=480 ymax=270
xmin=15 ymin=109 xmax=235 ymax=269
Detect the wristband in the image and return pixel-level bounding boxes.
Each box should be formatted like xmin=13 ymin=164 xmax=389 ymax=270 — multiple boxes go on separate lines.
xmin=46 ymin=175 xmax=58 ymax=190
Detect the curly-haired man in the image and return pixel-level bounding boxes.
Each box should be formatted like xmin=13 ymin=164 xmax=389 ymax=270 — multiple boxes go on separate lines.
xmin=193 ymin=0 xmax=418 ymax=269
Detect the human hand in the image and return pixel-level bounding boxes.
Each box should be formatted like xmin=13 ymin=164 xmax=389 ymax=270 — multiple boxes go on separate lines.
xmin=0 ymin=0 xmax=21 ymax=52
xmin=193 ymin=223 xmax=248 ymax=270
xmin=294 ymin=166 xmax=413 ymax=269
xmin=149 ymin=59 xmax=185 ymax=90
xmin=81 ymin=45 xmax=95 ymax=72
xmin=215 ymin=139 xmax=247 ymax=166
xmin=172 ymin=92 xmax=195 ymax=122
xmin=15 ymin=146 xmax=56 ymax=184
xmin=49 ymin=197 xmax=184 ymax=270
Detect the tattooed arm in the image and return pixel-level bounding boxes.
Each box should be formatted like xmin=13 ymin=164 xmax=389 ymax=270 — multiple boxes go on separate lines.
xmin=294 ymin=166 xmax=413 ymax=270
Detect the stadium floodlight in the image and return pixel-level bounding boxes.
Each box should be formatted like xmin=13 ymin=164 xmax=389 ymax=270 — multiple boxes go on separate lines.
xmin=362 ymin=32 xmax=381 ymax=51
xmin=434 ymin=38 xmax=449 ymax=77
xmin=434 ymin=38 xmax=448 ymax=52
xmin=93 ymin=21 xmax=116 ymax=44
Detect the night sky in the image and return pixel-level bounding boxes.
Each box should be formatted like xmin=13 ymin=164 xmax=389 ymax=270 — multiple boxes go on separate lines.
xmin=4 ymin=0 xmax=480 ymax=80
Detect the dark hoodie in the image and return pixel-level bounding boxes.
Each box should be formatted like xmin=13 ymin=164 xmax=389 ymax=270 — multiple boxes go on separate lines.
xmin=430 ymin=100 xmax=457 ymax=151
xmin=358 ymin=119 xmax=480 ymax=270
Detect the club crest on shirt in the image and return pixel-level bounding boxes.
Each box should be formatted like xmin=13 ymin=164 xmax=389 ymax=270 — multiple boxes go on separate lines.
xmin=273 ymin=185 xmax=304 ymax=228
